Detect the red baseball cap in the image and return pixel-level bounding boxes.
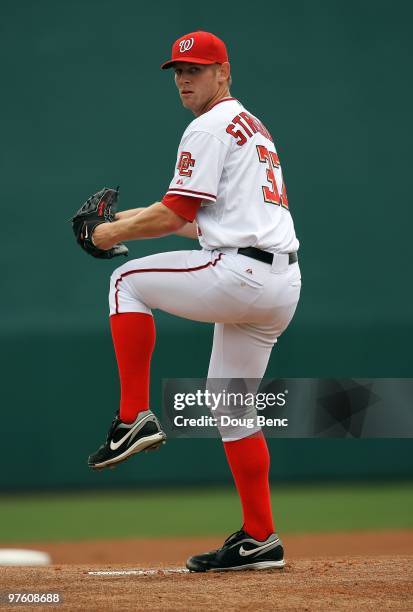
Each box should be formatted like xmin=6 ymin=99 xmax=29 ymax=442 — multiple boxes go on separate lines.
xmin=161 ymin=31 xmax=229 ymax=70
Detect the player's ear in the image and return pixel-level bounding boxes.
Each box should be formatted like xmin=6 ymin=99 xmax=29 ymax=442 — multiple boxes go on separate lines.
xmin=218 ymin=62 xmax=231 ymax=84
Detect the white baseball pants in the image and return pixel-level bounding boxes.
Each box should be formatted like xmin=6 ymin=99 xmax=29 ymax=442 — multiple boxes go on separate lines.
xmin=109 ymin=248 xmax=301 ymax=438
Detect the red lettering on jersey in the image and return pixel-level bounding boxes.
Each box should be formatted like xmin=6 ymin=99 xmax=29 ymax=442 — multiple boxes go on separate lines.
xmin=269 ymin=150 xmax=280 ymax=168
xmin=256 ymin=144 xmax=280 ymax=205
xmin=233 ymin=114 xmax=253 ymax=137
xmin=226 ymin=123 xmax=247 ymax=146
xmin=281 ymin=181 xmax=289 ymax=209
xmin=253 ymin=116 xmax=273 ymax=142
xmin=178 ymin=151 xmax=195 ymax=176
xmin=226 ymin=112 xmax=273 ymax=146
xmin=256 ymin=144 xmax=289 ymax=209
xmin=239 ymin=112 xmax=258 ymax=135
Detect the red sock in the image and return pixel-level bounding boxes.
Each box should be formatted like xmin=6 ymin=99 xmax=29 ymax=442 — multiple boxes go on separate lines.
xmin=110 ymin=313 xmax=156 ymax=423
xmin=223 ymin=431 xmax=274 ymax=541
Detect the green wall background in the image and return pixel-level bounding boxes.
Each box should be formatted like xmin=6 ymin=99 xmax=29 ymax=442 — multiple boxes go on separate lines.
xmin=1 ymin=0 xmax=412 ymax=489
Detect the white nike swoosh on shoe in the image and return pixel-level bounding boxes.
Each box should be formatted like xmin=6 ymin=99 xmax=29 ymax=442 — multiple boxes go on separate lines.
xmin=109 ymin=414 xmax=153 ymax=451
xmin=239 ymin=538 xmax=280 ymax=557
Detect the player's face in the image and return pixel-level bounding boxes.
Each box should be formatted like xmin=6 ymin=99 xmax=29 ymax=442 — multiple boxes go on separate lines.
xmin=174 ymin=62 xmax=227 ymax=116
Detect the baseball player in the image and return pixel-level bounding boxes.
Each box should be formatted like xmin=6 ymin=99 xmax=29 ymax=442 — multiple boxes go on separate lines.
xmin=75 ymin=31 xmax=301 ymax=572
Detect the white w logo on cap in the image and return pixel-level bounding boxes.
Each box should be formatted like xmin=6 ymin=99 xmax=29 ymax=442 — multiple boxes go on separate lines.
xmin=179 ymin=38 xmax=194 ymax=52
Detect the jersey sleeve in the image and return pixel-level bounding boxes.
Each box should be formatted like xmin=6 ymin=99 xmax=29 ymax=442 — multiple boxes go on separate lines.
xmin=167 ymin=131 xmax=228 ymax=203
xmin=162 ymin=193 xmax=202 ymax=222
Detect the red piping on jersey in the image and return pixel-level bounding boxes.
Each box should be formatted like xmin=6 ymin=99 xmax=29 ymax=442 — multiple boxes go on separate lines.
xmin=167 ymin=187 xmax=216 ymax=200
xmin=114 ymin=253 xmax=223 ymax=314
xmin=208 ymin=97 xmax=238 ymax=111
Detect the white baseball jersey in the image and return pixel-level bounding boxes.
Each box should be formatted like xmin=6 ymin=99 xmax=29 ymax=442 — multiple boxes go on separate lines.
xmin=166 ymin=97 xmax=299 ymax=254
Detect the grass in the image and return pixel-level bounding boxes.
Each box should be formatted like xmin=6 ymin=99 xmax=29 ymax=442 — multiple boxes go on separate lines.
xmin=0 ymin=482 xmax=412 ymax=542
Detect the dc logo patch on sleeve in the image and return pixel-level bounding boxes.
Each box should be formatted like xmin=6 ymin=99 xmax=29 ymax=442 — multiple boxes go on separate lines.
xmin=178 ymin=151 xmax=196 ymax=176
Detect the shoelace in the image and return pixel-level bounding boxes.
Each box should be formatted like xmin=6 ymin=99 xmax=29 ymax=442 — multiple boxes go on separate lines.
xmin=221 ymin=529 xmax=246 ymax=548
xmin=105 ymin=413 xmax=121 ymax=443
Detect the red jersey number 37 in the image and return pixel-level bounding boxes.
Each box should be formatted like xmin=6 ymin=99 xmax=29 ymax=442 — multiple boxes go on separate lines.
xmin=256 ymin=145 xmax=288 ymax=209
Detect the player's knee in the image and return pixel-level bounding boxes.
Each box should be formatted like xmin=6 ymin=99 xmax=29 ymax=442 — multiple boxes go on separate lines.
xmin=110 ymin=261 xmax=130 ymax=291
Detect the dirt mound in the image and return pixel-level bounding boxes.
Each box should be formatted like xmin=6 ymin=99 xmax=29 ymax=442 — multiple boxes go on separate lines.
xmin=0 ymin=532 xmax=412 ymax=610
xmin=1 ymin=557 xmax=412 ymax=611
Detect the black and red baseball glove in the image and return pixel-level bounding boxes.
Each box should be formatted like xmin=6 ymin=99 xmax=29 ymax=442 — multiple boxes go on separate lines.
xmin=71 ymin=186 xmax=128 ymax=259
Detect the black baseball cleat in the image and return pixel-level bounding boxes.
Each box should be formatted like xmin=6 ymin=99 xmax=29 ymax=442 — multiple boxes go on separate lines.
xmin=186 ymin=529 xmax=285 ymax=572
xmin=88 ymin=409 xmax=166 ymax=470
